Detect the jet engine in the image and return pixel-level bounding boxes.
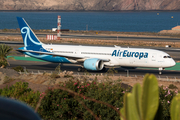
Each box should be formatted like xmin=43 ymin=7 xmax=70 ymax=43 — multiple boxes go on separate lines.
xmin=83 ymin=58 xmax=104 ymax=71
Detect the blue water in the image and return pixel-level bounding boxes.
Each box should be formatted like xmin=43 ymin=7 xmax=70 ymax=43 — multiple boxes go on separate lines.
xmin=0 ymin=11 xmax=180 ymax=32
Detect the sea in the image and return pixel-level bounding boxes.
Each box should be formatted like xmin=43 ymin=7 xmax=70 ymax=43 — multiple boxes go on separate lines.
xmin=0 ymin=11 xmax=180 ymax=32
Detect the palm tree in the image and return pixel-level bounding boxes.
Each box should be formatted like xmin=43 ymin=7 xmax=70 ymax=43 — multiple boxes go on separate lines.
xmin=0 ymin=44 xmax=13 ymax=68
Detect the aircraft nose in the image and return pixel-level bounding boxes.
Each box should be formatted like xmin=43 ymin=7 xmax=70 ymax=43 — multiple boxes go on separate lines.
xmin=171 ymin=59 xmax=176 ymax=66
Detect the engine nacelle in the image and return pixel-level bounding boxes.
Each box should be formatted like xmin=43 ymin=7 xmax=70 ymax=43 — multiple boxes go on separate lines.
xmin=83 ymin=58 xmax=104 ymax=71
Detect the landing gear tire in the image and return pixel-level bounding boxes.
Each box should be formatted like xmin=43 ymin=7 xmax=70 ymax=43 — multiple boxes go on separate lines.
xmin=77 ymin=67 xmax=85 ymax=72
xmin=159 ymin=67 xmax=163 ymax=75
xmin=77 ymin=67 xmax=82 ymax=72
xmin=101 ymin=67 xmax=107 ymax=72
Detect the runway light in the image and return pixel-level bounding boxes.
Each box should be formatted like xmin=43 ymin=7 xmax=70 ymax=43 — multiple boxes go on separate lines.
xmin=171 ymin=16 xmax=174 ymax=18
xmin=157 ymin=13 xmax=159 ymax=15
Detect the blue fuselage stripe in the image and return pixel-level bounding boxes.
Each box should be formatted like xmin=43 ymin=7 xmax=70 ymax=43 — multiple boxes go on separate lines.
xmin=23 ymin=52 xmax=71 ymax=63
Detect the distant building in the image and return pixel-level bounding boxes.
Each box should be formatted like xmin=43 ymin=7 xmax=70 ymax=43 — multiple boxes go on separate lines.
xmin=52 ymin=28 xmax=69 ymax=32
xmin=52 ymin=28 xmax=57 ymax=32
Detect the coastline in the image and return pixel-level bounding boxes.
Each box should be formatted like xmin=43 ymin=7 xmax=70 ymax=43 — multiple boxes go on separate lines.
xmin=0 ymin=10 xmax=180 ymax=12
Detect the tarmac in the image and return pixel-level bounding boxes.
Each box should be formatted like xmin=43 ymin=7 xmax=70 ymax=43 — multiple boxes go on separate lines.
xmin=8 ymin=56 xmax=180 ymax=71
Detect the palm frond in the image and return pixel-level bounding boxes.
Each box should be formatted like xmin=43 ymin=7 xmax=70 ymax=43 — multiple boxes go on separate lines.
xmin=0 ymin=44 xmax=14 ymax=68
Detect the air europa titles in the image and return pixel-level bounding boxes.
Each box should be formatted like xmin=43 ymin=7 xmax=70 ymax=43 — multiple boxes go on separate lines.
xmin=112 ymin=50 xmax=148 ymax=59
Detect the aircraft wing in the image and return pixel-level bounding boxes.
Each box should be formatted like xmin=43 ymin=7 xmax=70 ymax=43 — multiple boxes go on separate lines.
xmin=16 ymin=49 xmax=110 ymax=62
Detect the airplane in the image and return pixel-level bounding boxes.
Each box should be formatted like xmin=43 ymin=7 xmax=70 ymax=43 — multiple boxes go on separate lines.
xmin=16 ymin=17 xmax=176 ymax=74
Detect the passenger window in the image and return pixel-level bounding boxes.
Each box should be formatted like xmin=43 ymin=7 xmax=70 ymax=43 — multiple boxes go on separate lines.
xmin=163 ymin=56 xmax=171 ymax=58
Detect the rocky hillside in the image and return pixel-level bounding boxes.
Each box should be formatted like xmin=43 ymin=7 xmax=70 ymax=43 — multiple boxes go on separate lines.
xmin=0 ymin=0 xmax=180 ymax=11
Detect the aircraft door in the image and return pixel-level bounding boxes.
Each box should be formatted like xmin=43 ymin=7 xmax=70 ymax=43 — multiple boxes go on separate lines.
xmin=74 ymin=49 xmax=80 ymax=55
xmin=129 ymin=59 xmax=135 ymax=64
xmin=152 ymin=53 xmax=156 ymax=61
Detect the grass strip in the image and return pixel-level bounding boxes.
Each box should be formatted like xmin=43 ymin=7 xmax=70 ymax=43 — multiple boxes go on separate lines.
xmin=139 ymin=63 xmax=180 ymax=71
xmin=7 ymin=56 xmax=46 ymax=62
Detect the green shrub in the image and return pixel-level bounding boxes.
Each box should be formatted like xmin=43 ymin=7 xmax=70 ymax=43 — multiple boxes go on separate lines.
xmin=0 ymin=61 xmax=8 ymax=68
xmin=50 ymin=72 xmax=60 ymax=78
xmin=2 ymin=29 xmax=8 ymax=32
xmin=106 ymin=67 xmax=118 ymax=76
xmin=0 ymin=77 xmax=179 ymax=120
xmin=12 ymin=66 xmax=24 ymax=72
xmin=63 ymin=74 xmax=73 ymax=78
xmin=168 ymin=84 xmax=178 ymax=89
xmin=159 ymin=85 xmax=178 ymax=120
xmin=55 ymin=64 xmax=61 ymax=73
xmin=0 ymin=82 xmax=40 ymax=109
xmin=19 ymin=90 xmax=40 ymax=108
xmin=38 ymin=80 xmax=128 ymax=120
xmin=0 ymin=82 xmax=31 ymax=98
xmin=3 ymin=76 xmax=14 ymax=84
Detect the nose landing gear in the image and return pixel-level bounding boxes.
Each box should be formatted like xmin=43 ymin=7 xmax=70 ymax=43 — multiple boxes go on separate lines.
xmin=159 ymin=68 xmax=164 ymax=75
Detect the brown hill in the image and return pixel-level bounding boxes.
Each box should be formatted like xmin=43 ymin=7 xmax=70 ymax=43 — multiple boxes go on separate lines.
xmin=0 ymin=0 xmax=180 ymax=11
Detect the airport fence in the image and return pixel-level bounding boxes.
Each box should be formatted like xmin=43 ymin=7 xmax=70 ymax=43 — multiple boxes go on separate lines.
xmin=18 ymin=70 xmax=180 ymax=83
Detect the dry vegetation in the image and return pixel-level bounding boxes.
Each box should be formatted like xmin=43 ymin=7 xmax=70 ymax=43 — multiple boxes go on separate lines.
xmin=0 ymin=69 xmax=179 ymax=93
xmin=1 ymin=34 xmax=180 ymax=48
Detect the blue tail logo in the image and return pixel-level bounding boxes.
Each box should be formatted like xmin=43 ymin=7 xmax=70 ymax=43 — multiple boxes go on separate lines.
xmin=21 ymin=26 xmax=42 ymax=47
xmin=16 ymin=17 xmax=71 ymax=63
xmin=17 ymin=17 xmax=43 ymax=51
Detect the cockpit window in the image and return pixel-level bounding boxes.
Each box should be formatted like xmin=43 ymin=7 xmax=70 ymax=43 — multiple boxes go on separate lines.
xmin=163 ymin=56 xmax=171 ymax=58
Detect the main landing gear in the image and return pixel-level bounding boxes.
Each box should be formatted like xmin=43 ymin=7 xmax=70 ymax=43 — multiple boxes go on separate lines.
xmin=77 ymin=67 xmax=107 ymax=72
xmin=159 ymin=68 xmax=164 ymax=75
xmin=77 ymin=67 xmax=85 ymax=72
xmin=101 ymin=67 xmax=107 ymax=72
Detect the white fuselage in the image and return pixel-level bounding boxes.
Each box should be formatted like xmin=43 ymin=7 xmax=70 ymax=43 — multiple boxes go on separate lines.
xmin=42 ymin=44 xmax=176 ymax=68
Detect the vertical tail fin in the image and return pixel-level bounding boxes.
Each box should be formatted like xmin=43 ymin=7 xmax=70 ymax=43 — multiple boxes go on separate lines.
xmin=17 ymin=17 xmax=43 ymax=51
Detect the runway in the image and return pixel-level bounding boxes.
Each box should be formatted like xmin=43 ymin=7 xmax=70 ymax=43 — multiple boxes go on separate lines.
xmin=7 ymin=60 xmax=180 ymax=79
xmin=1 ymin=32 xmax=180 ymax=41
